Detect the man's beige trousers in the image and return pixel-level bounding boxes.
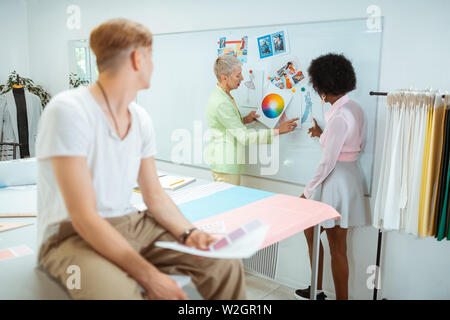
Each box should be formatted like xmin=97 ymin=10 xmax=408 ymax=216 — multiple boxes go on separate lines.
xmin=39 ymin=211 xmax=247 ymax=300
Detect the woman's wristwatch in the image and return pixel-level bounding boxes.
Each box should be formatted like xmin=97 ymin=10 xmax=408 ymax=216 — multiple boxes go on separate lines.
xmin=179 ymin=227 xmax=198 ymax=244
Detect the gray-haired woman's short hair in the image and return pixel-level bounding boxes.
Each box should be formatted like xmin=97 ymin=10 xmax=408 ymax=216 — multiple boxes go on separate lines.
xmin=214 ymin=54 xmax=242 ymax=81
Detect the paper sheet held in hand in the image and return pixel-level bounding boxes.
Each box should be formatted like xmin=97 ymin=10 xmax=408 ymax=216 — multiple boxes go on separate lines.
xmin=155 ymin=219 xmax=269 ymax=259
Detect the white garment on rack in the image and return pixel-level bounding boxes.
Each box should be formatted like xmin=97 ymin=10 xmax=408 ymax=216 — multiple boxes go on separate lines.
xmin=373 ymin=94 xmax=396 ymax=229
xmin=404 ymin=94 xmax=427 ymax=236
xmin=0 ymin=90 xmax=42 ymax=159
xmin=382 ymin=94 xmax=407 ymax=230
xmin=399 ymin=94 xmax=419 ymax=231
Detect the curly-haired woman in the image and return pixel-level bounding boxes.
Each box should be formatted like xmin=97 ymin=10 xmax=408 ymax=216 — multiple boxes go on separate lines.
xmin=296 ymin=53 xmax=370 ymax=300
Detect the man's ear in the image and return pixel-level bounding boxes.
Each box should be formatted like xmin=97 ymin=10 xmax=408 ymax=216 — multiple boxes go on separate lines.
xmin=131 ymin=49 xmax=141 ymax=71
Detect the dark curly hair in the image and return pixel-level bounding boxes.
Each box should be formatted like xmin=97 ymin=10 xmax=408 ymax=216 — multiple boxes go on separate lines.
xmin=307 ymin=53 xmax=356 ymax=96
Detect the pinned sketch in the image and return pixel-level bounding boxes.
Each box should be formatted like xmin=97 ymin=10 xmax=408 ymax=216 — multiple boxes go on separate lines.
xmin=232 ymin=67 xmax=264 ymax=107
xmin=244 ymin=70 xmax=256 ymax=90
xmin=298 ymin=87 xmax=326 ymax=127
xmin=269 ymin=57 xmax=305 ymax=90
xmin=256 ymin=87 xmax=293 ymax=128
xmin=217 ymin=36 xmax=248 ymax=63
xmin=301 ymin=91 xmax=314 ymax=124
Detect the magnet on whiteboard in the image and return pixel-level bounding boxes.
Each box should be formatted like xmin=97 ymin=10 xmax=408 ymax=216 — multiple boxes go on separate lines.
xmin=283 ymin=159 xmax=293 ymax=166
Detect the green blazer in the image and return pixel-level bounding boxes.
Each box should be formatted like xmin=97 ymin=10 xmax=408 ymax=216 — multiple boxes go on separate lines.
xmin=205 ymin=85 xmax=274 ymax=175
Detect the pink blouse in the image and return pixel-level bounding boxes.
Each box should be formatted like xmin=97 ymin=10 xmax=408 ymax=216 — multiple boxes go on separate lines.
xmin=303 ymin=95 xmax=365 ymax=199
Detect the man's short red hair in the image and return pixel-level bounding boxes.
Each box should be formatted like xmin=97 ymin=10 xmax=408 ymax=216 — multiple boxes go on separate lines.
xmin=90 ymin=18 xmax=153 ymax=72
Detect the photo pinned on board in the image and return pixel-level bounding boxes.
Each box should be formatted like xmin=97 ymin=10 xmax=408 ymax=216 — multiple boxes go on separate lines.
xmin=268 ymin=57 xmax=305 ymax=90
xmin=257 ymin=30 xmax=289 ymax=59
xmin=257 ymin=35 xmax=273 ymax=59
xmin=271 ymin=31 xmax=286 ymax=55
xmin=240 ymin=36 xmax=248 ymax=57
xmin=217 ymin=35 xmax=248 ymax=63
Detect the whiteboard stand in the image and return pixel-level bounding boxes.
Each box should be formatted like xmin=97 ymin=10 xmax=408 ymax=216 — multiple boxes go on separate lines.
xmin=310 ymin=223 xmax=321 ymax=300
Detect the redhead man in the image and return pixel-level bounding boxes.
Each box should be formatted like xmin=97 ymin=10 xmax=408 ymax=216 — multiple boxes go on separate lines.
xmin=36 ymin=18 xmax=246 ymax=300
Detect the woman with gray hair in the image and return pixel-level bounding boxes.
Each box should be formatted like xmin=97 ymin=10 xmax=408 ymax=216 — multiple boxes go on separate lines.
xmin=205 ymin=54 xmax=299 ymax=185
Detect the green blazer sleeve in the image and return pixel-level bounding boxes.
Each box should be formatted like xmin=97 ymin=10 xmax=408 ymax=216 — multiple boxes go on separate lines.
xmin=215 ymin=101 xmax=274 ymax=146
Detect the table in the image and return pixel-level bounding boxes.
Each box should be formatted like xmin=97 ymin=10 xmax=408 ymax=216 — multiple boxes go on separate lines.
xmin=0 ymin=175 xmax=332 ymax=300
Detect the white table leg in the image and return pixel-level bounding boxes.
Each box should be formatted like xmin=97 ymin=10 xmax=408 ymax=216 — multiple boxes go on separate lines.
xmin=310 ymin=223 xmax=321 ymax=300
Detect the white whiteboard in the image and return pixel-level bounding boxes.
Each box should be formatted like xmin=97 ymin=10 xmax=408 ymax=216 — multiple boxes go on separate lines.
xmin=137 ymin=18 xmax=383 ymax=195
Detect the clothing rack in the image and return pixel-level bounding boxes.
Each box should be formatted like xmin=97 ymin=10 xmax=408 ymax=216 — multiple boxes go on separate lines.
xmin=370 ymin=91 xmax=447 ymax=98
xmin=370 ymin=90 xmax=448 ymax=300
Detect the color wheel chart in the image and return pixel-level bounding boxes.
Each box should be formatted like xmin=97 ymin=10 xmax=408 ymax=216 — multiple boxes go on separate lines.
xmin=261 ymin=93 xmax=285 ymax=119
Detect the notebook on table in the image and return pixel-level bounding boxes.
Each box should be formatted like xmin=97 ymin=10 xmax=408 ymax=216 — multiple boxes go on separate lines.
xmin=158 ymin=176 xmax=196 ymax=191
xmin=133 ymin=175 xmax=196 ymax=193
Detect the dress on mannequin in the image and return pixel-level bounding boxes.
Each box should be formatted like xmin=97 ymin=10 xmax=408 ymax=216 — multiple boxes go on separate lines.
xmin=13 ymin=87 xmax=30 ymax=158
xmin=0 ymin=88 xmax=42 ymax=160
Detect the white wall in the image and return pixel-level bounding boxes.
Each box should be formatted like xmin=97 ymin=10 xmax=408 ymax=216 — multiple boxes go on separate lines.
xmin=20 ymin=0 xmax=450 ymax=299
xmin=0 ymin=0 xmax=30 ymax=83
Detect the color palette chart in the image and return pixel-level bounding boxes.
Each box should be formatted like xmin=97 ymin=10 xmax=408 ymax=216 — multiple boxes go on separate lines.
xmin=155 ymin=219 xmax=269 ymax=259
xmin=210 ymin=219 xmax=263 ymax=251
xmin=256 ymin=89 xmax=293 ymax=128
xmin=262 ymin=93 xmax=285 ymax=118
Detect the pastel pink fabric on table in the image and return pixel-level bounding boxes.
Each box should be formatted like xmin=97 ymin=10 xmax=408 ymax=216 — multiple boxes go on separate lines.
xmin=0 ymin=249 xmax=15 ymax=261
xmin=193 ymin=194 xmax=340 ymax=249
xmin=303 ymin=95 xmax=365 ymax=199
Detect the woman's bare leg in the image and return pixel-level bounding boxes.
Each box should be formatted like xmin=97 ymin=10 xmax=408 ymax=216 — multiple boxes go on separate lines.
xmin=325 ymin=226 xmax=349 ymax=300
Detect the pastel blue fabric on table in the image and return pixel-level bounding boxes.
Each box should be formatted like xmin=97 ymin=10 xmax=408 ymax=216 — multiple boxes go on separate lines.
xmin=178 ymin=186 xmax=275 ymax=222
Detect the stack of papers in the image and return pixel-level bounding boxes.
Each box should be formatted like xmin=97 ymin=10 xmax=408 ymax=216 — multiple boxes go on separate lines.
xmin=157 ymin=171 xmax=167 ymax=177
xmin=132 ymin=175 xmax=197 ymax=197
xmin=0 ymin=223 xmax=33 ymax=232
xmin=155 ymin=219 xmax=269 ymax=259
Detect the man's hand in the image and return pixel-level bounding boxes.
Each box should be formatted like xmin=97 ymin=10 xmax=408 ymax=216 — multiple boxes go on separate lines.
xmin=143 ymin=271 xmax=188 ymax=300
xmin=243 ymin=110 xmax=260 ymax=124
xmin=307 ymin=118 xmax=323 ymax=138
xmin=185 ymin=229 xmax=217 ymax=250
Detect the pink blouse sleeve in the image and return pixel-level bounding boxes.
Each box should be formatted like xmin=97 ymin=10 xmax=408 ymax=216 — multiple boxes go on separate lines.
xmin=303 ymin=116 xmax=349 ymax=199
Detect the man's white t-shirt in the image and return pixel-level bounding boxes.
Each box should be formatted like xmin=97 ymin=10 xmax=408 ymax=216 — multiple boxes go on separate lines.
xmin=36 ymin=86 xmax=156 ymax=254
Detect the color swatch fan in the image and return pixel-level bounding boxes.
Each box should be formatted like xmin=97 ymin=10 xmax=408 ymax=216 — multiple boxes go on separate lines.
xmin=256 ymin=88 xmax=293 ymax=128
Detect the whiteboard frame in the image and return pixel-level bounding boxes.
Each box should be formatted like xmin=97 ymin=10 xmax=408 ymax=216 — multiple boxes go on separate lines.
xmin=146 ymin=17 xmax=384 ymax=196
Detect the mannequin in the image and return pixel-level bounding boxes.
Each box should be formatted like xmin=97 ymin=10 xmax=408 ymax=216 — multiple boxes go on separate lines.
xmin=0 ymin=86 xmax=42 ymax=160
